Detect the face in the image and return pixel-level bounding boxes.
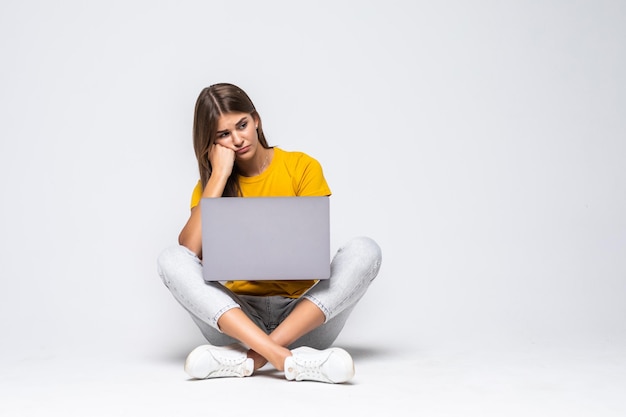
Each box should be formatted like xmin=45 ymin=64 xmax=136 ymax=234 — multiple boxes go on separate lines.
xmin=214 ymin=111 xmax=260 ymax=161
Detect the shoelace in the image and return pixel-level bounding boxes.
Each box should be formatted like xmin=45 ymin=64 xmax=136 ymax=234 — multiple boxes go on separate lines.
xmin=290 ymin=354 xmax=332 ymax=382
xmin=208 ymin=354 xmax=248 ymax=377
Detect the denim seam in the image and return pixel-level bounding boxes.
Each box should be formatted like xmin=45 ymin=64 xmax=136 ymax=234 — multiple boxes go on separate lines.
xmin=212 ymin=303 xmax=241 ymax=332
xmin=303 ymin=294 xmax=331 ymax=323
xmin=330 ymin=279 xmax=367 ymax=320
xmin=305 ymin=255 xmax=379 ymax=323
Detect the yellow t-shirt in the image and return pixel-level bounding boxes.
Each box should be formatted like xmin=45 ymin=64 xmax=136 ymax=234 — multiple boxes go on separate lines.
xmin=190 ymin=147 xmax=331 ymax=298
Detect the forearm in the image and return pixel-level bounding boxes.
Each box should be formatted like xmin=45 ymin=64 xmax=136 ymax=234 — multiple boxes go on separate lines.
xmin=178 ymin=173 xmax=229 ymax=256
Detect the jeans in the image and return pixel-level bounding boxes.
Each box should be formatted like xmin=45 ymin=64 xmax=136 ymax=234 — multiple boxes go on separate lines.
xmin=157 ymin=236 xmax=382 ymax=350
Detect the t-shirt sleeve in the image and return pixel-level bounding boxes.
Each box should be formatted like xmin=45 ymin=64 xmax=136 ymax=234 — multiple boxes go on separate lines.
xmin=294 ymin=155 xmax=332 ymax=197
xmin=190 ymin=180 xmax=203 ymax=209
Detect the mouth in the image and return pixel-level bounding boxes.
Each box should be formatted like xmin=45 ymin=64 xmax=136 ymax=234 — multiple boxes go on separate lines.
xmin=236 ymin=146 xmax=251 ymax=155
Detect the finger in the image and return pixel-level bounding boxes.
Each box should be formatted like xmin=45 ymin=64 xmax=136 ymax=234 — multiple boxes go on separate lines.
xmin=216 ymin=144 xmax=237 ymax=159
xmin=216 ymin=143 xmax=236 ymax=153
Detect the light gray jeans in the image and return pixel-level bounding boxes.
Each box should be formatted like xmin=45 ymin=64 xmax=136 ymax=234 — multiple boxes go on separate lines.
xmin=157 ymin=236 xmax=382 ymax=350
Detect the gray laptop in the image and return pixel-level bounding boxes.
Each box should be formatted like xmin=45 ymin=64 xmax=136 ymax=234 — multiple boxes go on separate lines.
xmin=201 ymin=196 xmax=330 ymax=281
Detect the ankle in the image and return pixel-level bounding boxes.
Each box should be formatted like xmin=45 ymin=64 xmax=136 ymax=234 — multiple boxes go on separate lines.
xmin=267 ymin=347 xmax=292 ymax=371
xmin=247 ymin=349 xmax=268 ymax=370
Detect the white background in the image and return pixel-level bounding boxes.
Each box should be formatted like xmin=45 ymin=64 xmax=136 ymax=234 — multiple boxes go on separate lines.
xmin=1 ymin=0 xmax=625 ymax=407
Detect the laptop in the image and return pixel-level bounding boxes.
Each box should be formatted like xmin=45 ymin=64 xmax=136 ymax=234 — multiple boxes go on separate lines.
xmin=200 ymin=196 xmax=330 ymax=281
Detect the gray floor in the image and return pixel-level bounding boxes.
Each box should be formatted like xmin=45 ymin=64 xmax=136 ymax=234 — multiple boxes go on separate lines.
xmin=2 ymin=340 xmax=625 ymax=416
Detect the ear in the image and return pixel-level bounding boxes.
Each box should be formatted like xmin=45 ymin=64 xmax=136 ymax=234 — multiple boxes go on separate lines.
xmin=252 ymin=112 xmax=260 ymax=130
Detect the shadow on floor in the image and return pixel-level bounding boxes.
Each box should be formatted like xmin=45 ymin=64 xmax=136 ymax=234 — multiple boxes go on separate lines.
xmin=155 ymin=341 xmax=402 ymax=365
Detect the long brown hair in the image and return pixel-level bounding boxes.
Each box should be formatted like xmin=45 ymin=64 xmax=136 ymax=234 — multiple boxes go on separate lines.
xmin=192 ymin=83 xmax=270 ymax=197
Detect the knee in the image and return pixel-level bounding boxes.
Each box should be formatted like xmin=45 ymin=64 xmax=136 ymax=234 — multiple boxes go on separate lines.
xmin=345 ymin=236 xmax=382 ymax=279
xmin=348 ymin=236 xmax=382 ymax=260
xmin=156 ymin=245 xmax=197 ymax=285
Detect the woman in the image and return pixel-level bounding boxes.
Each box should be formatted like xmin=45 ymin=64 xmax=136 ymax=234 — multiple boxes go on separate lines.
xmin=157 ymin=83 xmax=382 ymax=383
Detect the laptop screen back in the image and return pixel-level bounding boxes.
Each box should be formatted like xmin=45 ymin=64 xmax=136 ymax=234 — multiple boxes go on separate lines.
xmin=200 ymin=196 xmax=330 ymax=281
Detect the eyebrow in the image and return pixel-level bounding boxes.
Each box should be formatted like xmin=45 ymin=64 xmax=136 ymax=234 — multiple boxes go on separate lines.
xmin=216 ymin=117 xmax=248 ymax=135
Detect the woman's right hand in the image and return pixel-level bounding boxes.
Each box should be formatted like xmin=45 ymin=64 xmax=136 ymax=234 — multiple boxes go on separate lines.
xmin=209 ymin=143 xmax=236 ymax=178
xmin=179 ymin=143 xmax=235 ymax=257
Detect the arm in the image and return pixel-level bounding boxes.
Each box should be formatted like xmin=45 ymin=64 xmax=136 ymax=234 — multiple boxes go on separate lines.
xmin=178 ymin=144 xmax=235 ymax=257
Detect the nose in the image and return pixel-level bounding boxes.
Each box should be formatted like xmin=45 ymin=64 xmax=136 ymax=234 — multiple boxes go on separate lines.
xmin=231 ymin=131 xmax=244 ymax=147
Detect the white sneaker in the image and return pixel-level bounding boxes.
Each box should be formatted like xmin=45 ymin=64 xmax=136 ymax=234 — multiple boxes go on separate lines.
xmin=284 ymin=347 xmax=355 ymax=383
xmin=184 ymin=344 xmax=254 ymax=379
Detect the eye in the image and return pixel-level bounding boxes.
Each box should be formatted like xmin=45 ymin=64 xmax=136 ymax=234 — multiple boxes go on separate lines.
xmin=238 ymin=122 xmax=248 ymax=130
xmin=218 ymin=131 xmax=229 ymax=138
